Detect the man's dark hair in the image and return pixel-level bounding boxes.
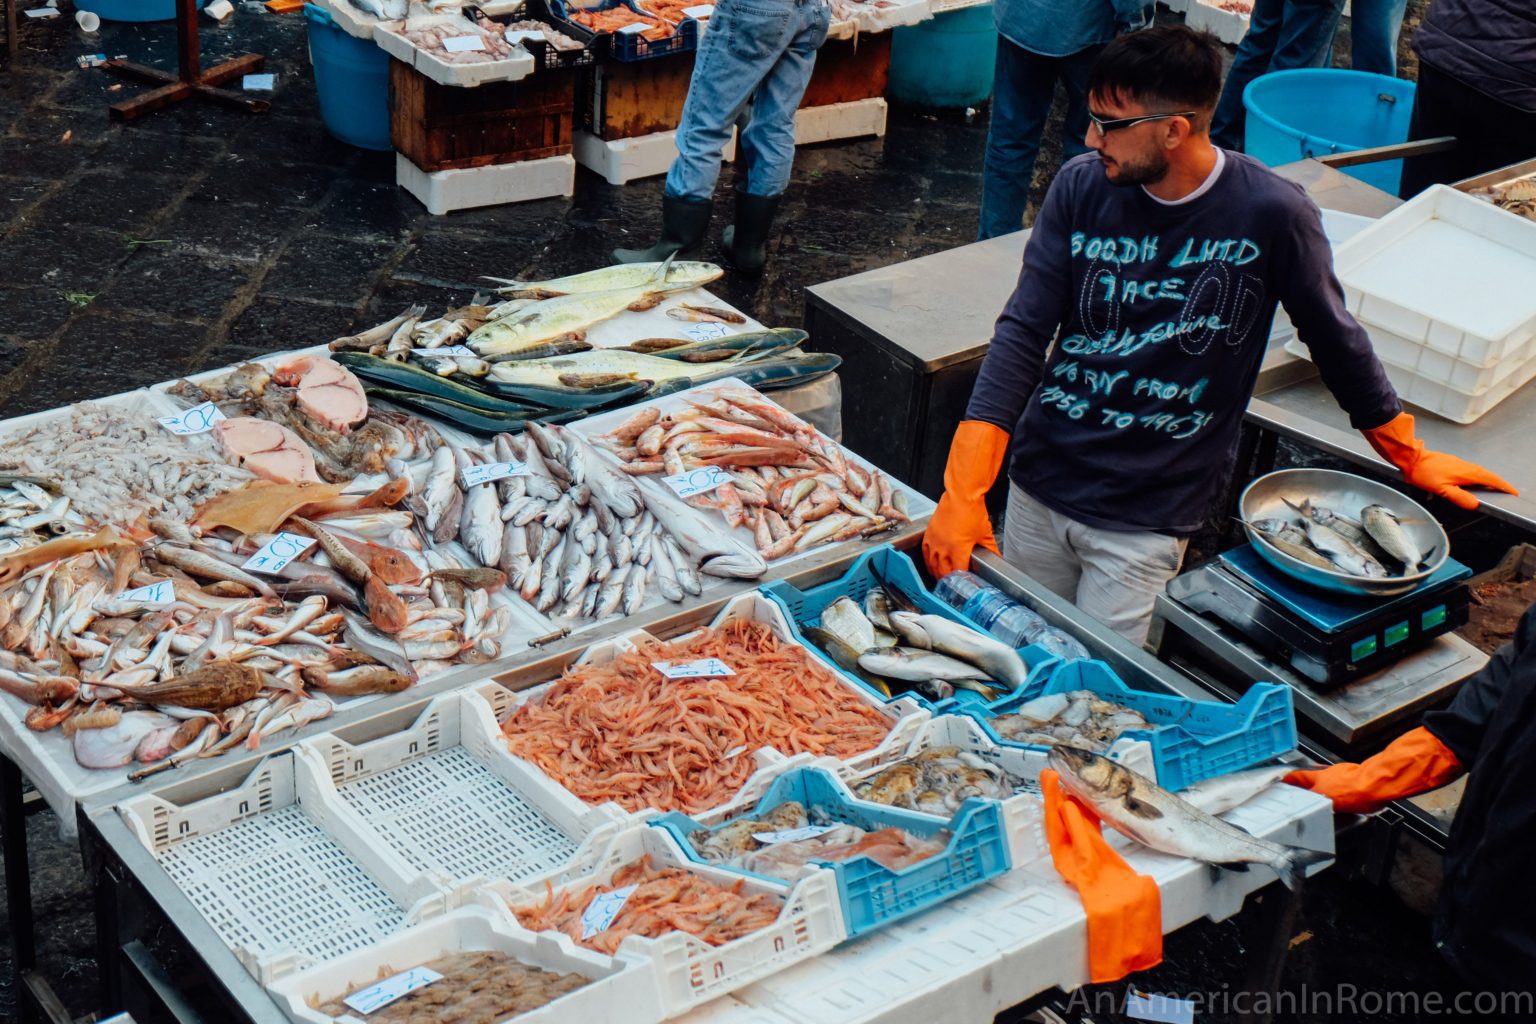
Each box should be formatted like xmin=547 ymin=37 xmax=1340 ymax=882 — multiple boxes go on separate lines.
xmin=1087 ymin=26 xmax=1224 ymax=121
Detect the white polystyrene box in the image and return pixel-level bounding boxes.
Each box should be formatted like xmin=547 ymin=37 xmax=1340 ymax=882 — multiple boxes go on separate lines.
xmin=396 ymin=153 xmax=575 ymax=215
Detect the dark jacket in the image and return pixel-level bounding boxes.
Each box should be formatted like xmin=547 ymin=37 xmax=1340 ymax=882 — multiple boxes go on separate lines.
xmin=1422 ymin=601 xmax=1536 ymax=992
xmin=1414 ymin=0 xmax=1536 ymax=113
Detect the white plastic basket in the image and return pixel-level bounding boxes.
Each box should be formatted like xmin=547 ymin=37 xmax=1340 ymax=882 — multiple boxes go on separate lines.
xmin=1333 ymin=185 xmax=1536 ymax=370
xmin=491 ymin=825 xmax=846 ymax=1016
xmin=294 ymin=684 xmax=630 ymax=893
xmin=494 ymin=595 xmax=929 ymax=826
xmin=265 ymin=903 xmax=667 ymax=1024
xmin=116 ymin=753 xmax=452 ymax=983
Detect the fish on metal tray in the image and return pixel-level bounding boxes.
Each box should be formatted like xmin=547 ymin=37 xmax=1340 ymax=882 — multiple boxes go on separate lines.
xmin=1360 ymin=504 xmax=1431 ymax=574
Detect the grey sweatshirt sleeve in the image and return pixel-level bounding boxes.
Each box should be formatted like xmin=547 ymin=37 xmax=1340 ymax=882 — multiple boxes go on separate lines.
xmin=964 ymin=170 xmax=1077 ymax=433
xmin=1279 ymin=195 xmax=1402 ymax=431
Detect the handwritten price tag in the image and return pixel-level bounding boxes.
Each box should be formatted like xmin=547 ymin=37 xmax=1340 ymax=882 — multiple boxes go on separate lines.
xmin=615 ymin=21 xmax=647 ymax=33
xmin=342 ymin=967 xmax=444 ymax=1015
xmin=581 ymin=884 xmax=638 ymax=940
xmin=724 ymin=744 xmax=748 ymax=759
xmin=442 ymin=34 xmax=487 ymax=52
xmin=114 ymin=579 xmax=175 ymax=607
xmin=752 ymin=824 xmax=839 ymax=844
xmin=652 ymin=658 xmax=734 ymax=679
xmin=682 ymin=4 xmax=713 ymax=16
xmin=684 ymin=322 xmax=731 ymax=342
xmin=662 ymin=465 xmax=729 ymax=500
xmin=241 ymin=532 xmax=316 ymax=575
xmin=460 ymin=461 xmax=528 ymax=488
xmin=413 ymin=345 xmax=477 ymax=358
xmin=158 ymin=402 xmax=226 ymax=436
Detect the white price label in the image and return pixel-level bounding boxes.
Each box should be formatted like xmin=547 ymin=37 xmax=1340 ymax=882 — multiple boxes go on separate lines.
xmin=342 ymin=967 xmax=444 ymax=1015
xmin=1125 ymin=991 xmax=1195 ymax=1024
xmin=652 ymin=658 xmax=734 ymax=679
xmin=241 ymin=532 xmax=316 ymax=575
xmin=413 ymin=345 xmax=478 ymax=358
xmin=724 ymin=744 xmax=748 ymax=759
xmin=159 ymin=402 xmax=227 ymax=435
xmin=580 ymin=884 xmax=638 ymax=939
xmin=442 ymin=34 xmax=487 ymax=52
xmin=504 ymin=28 xmax=544 ymax=41
xmin=682 ymin=4 xmax=713 ymax=16
xmin=752 ymin=824 xmax=839 ymax=844
xmin=616 ymin=21 xmax=647 ymax=33
xmin=114 ymin=579 xmax=175 ymax=606
xmin=460 ymin=461 xmax=528 ymax=488
xmin=684 ymin=322 xmax=731 ymax=341
xmin=242 ymin=73 xmax=276 ymax=91
xmin=662 ymin=465 xmax=729 ymax=499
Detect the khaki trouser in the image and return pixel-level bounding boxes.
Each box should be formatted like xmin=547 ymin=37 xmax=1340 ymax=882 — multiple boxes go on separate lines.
xmin=1002 ymin=484 xmax=1188 ymax=647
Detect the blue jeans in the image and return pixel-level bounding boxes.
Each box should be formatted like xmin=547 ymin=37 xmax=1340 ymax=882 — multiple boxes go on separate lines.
xmin=1210 ymin=0 xmax=1344 ymax=151
xmin=978 ymin=35 xmax=1102 ymax=240
xmin=664 ymin=0 xmax=831 ymax=201
xmin=1349 ymin=0 xmax=1406 ymax=76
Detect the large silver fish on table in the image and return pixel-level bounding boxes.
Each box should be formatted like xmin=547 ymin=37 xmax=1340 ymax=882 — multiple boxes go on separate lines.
xmin=639 ymin=485 xmax=766 ymax=580
xmin=887 ymin=610 xmax=1028 ymax=688
xmin=1048 ymin=746 xmax=1330 ymax=891
xmin=483 ymin=260 xmax=724 ymax=299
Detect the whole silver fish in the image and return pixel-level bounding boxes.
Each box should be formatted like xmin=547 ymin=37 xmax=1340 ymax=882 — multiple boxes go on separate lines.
xmin=341 ymin=611 xmax=417 ymax=681
xmin=155 ymin=544 xmax=276 ymax=597
xmin=857 ymin=646 xmax=991 ymax=683
xmin=422 ymin=446 xmax=461 ymax=543
xmin=1244 ymin=518 xmax=1338 ymax=572
xmin=1361 ymin=504 xmax=1427 ymax=573
xmin=1301 ymin=520 xmax=1388 ymax=578
xmin=461 ymin=472 xmax=504 ymax=569
xmin=1049 ymin=747 xmax=1329 ymax=891
xmin=1178 ymin=765 xmax=1295 ymax=817
xmin=888 ymin=611 xmax=1027 ymax=687
xmin=640 ymin=487 xmax=765 ymax=580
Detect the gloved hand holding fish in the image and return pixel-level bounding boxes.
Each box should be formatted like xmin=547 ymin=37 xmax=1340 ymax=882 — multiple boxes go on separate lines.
xmin=682 ymin=799 xmax=951 ymax=881
xmin=593 ymin=385 xmax=911 ymax=559
xmin=797 ymin=583 xmax=1030 ymax=704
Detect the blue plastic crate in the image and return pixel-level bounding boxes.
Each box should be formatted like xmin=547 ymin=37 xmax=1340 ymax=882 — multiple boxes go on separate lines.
xmin=650 ymin=766 xmax=1011 ymax=938
xmin=546 ymin=0 xmax=697 ymax=61
xmin=759 ymin=545 xmax=1056 ymax=714
xmin=967 ymin=660 xmax=1297 ymax=792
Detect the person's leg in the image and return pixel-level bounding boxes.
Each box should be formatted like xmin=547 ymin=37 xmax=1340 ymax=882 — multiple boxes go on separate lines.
xmin=1069 ymin=524 xmax=1188 ymax=647
xmin=1001 ymin=485 xmax=1082 ymax=601
xmin=1348 ymin=0 xmax=1407 ymax=76
xmin=1210 ymin=0 xmax=1289 ymax=149
xmin=1057 ymin=42 xmax=1107 ymax=164
xmin=737 ymin=0 xmax=827 ymax=197
xmin=1269 ymin=0 xmax=1344 ymax=71
xmin=977 ymin=38 xmax=1059 ymax=240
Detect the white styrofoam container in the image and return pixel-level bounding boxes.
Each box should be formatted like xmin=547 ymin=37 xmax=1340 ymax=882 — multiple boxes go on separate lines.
xmin=571 ymin=378 xmax=935 ymax=573
xmin=294 ymin=684 xmax=630 ymax=892
xmin=374 ymin=23 xmax=536 ymax=87
xmin=1333 ymin=185 xmax=1536 ymax=369
xmin=396 ymin=152 xmax=575 ymax=214
xmin=573 ymin=128 xmax=738 ymax=187
xmin=115 ymin=753 xmax=454 ymax=983
xmin=315 ymin=0 xmax=380 ymax=40
xmin=493 ymin=596 xmax=928 ymax=826
xmin=1185 ymin=0 xmax=1250 ymax=44
xmin=266 ymin=903 xmax=666 ymax=1024
xmin=1285 ymin=335 xmax=1536 ymax=424
xmin=793 ymin=98 xmax=888 ymax=145
xmin=843 ymin=713 xmax=1049 ymax=873
xmin=491 ymin=824 xmax=846 ymax=1015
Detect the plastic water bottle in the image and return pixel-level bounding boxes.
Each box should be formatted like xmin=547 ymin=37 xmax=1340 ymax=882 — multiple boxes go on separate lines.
xmin=955 ymin=585 xmax=1051 ymax=647
xmin=932 ymin=571 xmax=986 ymax=611
xmin=1034 ymin=629 xmax=1090 ymax=663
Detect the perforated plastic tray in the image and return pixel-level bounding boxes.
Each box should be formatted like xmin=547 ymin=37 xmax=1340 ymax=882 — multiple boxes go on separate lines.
xmin=116 ymin=753 xmax=451 ymax=983
xmin=296 ymin=684 xmax=629 ymax=891
xmin=491 ymin=824 xmax=845 ymax=1015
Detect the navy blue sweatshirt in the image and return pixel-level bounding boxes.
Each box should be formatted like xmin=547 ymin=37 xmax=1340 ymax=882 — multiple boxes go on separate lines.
xmin=966 ymin=151 xmax=1401 ymax=534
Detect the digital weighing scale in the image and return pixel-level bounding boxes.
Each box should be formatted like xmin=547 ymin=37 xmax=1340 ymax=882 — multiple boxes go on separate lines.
xmin=1166 ymin=544 xmax=1471 ymax=688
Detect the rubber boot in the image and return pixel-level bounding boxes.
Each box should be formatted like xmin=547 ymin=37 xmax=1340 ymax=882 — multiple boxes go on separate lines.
xmin=721 ymin=191 xmax=781 ymax=275
xmin=613 ymin=195 xmax=712 ymax=264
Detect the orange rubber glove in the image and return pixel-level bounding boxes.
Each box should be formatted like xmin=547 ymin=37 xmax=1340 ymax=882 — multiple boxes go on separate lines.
xmin=1284 ymin=726 xmax=1465 ymax=815
xmin=922 ymin=421 xmax=1009 ymax=578
xmin=1041 ymin=769 xmax=1163 ymax=983
xmin=1361 ymin=412 xmax=1518 ymax=511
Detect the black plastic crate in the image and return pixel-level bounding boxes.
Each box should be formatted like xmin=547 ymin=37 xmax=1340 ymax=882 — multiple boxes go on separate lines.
xmin=544 ymin=0 xmax=698 ymax=62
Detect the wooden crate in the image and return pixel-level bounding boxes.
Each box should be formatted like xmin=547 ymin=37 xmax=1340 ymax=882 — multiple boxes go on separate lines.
xmin=580 ymin=31 xmax=892 ymax=141
xmin=390 ymin=60 xmax=576 ymax=172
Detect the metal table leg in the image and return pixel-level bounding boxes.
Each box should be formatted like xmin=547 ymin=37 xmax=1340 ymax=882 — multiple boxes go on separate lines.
xmin=3 ymin=753 xmax=37 ymax=1024
xmin=1236 ymin=883 xmax=1303 ymax=1024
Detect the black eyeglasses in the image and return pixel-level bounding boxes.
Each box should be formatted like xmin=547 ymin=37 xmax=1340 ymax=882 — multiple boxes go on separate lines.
xmin=1087 ymin=111 xmax=1197 ymax=137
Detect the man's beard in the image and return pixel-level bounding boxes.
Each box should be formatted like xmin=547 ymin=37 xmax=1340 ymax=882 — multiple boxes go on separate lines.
xmin=1103 ymin=151 xmax=1170 ymax=187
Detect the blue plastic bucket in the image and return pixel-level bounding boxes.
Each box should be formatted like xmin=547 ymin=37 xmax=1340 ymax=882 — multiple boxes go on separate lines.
xmin=304 ymin=3 xmax=392 ymax=151
xmin=1243 ymin=68 xmax=1415 ymax=194
xmin=75 ymin=0 xmax=205 ymax=23
xmin=888 ymin=4 xmax=997 ymax=109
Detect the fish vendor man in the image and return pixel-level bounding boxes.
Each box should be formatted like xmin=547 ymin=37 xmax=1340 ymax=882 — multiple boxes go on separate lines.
xmin=924 ymin=25 xmax=1516 ymax=646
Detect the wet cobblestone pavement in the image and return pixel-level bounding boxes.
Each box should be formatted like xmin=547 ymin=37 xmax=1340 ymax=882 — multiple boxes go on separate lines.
xmin=0 ymin=1 xmax=1481 ymax=1022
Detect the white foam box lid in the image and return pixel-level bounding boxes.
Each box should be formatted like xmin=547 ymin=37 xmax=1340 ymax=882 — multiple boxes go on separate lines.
xmin=374 ymin=22 xmax=535 ymax=87
xmin=1332 ymin=184 xmax=1536 ymax=368
xmin=265 ymin=902 xmax=667 ymax=1024
xmin=488 ymin=823 xmax=846 ymax=1016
